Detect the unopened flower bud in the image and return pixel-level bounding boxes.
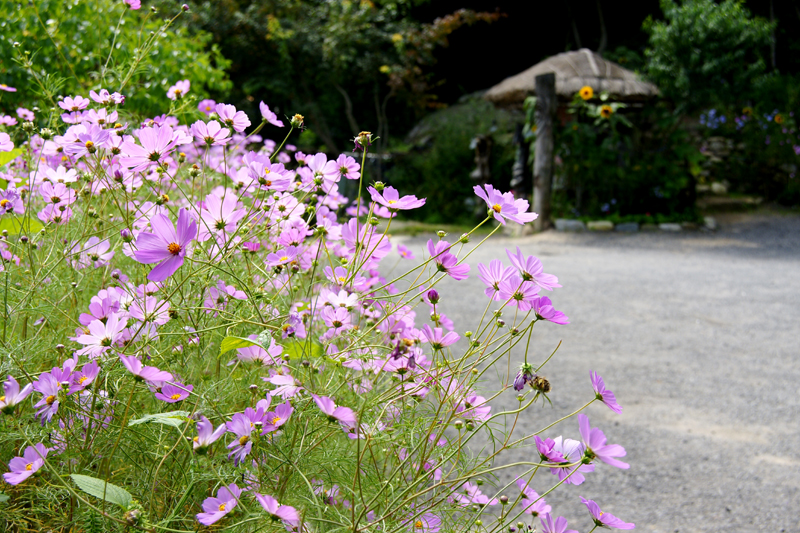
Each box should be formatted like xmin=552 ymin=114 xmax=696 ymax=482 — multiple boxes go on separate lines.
xmin=369 ymin=217 xmax=379 ymax=226
xmin=427 ymin=289 xmax=439 ymax=304
xmin=373 ymin=181 xmax=385 ymax=191
xmin=475 ymin=520 xmax=483 ymax=526
xmin=39 ymin=128 xmax=54 ymax=140
xmin=181 ymin=3 xmax=189 ymax=11
xmin=56 ymin=344 xmax=65 ymax=352
xmin=517 ymin=522 xmax=525 ymax=530
xmin=124 ymin=509 xmax=141 ymax=525
xmin=500 ymin=495 xmax=509 ymax=505
xmin=460 ymin=232 xmax=470 ymax=243
xmin=248 ymin=384 xmax=259 ymax=393
xmin=189 ymin=165 xmax=201 ymax=178
xmin=436 ymin=230 xmax=447 ymax=238
xmin=178 ymin=152 xmax=186 ymax=163
xmin=496 ymin=319 xmax=505 ymax=328
xmin=19 ymin=235 xmax=28 ymax=244
xmin=465 ymin=331 xmax=472 ymax=337
xmin=465 ymin=421 xmax=474 ymax=431
xmin=290 ymin=114 xmax=304 ymax=128
xmin=454 ymin=419 xmax=463 ymax=430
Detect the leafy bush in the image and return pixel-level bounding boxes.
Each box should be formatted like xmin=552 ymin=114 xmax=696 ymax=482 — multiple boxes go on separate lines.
xmin=0 ymin=0 xmax=231 ymax=118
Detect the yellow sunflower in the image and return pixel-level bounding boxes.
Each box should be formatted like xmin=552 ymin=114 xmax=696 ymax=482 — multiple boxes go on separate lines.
xmin=579 ymin=86 xmax=594 ymax=100
xmin=600 ymin=105 xmax=614 ymax=119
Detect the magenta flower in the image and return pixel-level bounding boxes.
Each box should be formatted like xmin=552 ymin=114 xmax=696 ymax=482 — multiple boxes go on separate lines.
xmin=474 ymin=184 xmax=538 ymax=225
xmin=498 ymin=275 xmax=540 ymax=312
xmin=17 ymin=107 xmax=34 ymax=121
xmin=167 ymin=79 xmax=190 ymax=100
xmin=191 ymin=119 xmax=231 ymax=146
xmin=506 ymin=247 xmax=561 ymax=291
xmin=540 ymin=514 xmax=578 ymax=533
xmin=197 ymin=193 xmax=246 ymax=242
xmin=65 ymin=124 xmax=111 ymax=159
xmin=262 ymin=401 xmax=294 ymax=433
xmin=3 ymin=443 xmax=49 ymax=485
xmin=531 ymin=296 xmax=569 ymax=325
xmin=133 ymin=208 xmax=197 ymax=282
xmin=406 ymin=512 xmax=442 ymax=533
xmin=515 ymin=477 xmax=551 ymax=516
xmin=0 ymin=84 xmax=16 ymax=92
xmin=39 ymin=182 xmax=76 ymax=208
xmin=534 ymin=436 xmax=566 ymax=463
xmin=548 ymin=437 xmax=594 ymax=485
xmin=119 ymin=355 xmax=173 ymax=383
xmin=196 ymin=483 xmax=243 ymax=525
xmin=312 ymin=394 xmax=357 ymax=429
xmin=125 ymin=0 xmax=141 ymax=9
xmin=68 ymin=361 xmax=100 ymax=395
xmin=193 ymin=415 xmax=226 ymax=453
xmin=82 ymin=237 xmax=114 ymax=268
xmin=421 ymin=324 xmax=459 ymax=351
xmin=590 ymin=371 xmax=622 ymax=414
xmin=1 ymin=375 xmax=33 ymax=414
xmin=32 ymin=373 xmax=60 ymax=425
xmin=255 ymin=493 xmax=300 ymax=527
xmin=0 ymin=133 xmax=13 ymax=153
xmin=120 ymin=124 xmax=178 ymax=172
xmin=259 ymin=102 xmax=285 ymax=127
xmin=264 ymin=374 xmax=303 ymax=398
xmin=478 ymin=259 xmax=514 ymax=300
xmin=154 ymin=382 xmax=193 ymax=403
xmin=215 ymin=104 xmax=251 ymax=133
xmin=368 ymin=186 xmax=426 ymax=211
xmin=266 ymin=246 xmax=300 ymax=267
xmin=75 ymin=313 xmax=128 ymax=358
xmin=58 ymin=96 xmax=90 ymax=112
xmin=198 ymin=99 xmax=217 ymax=115
xmin=580 ymin=497 xmax=635 ymax=530
xmin=427 ymin=240 xmax=469 ymax=281
xmin=226 ymin=412 xmax=255 ymax=465
xmin=578 ymin=414 xmax=629 ymax=469
xmin=321 ymin=307 xmax=352 ymax=339
xmin=397 ymin=244 xmax=415 ymax=260
xmin=335 ymin=154 xmax=360 ymax=180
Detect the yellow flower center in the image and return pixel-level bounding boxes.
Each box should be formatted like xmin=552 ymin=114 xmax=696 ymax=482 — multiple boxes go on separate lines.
xmin=264 ymin=168 xmax=271 ymax=175
xmin=239 ymin=435 xmax=250 ymax=445
xmin=170 ymin=393 xmax=182 ymax=400
xmin=293 ymin=114 xmax=304 ymax=121
xmin=193 ymin=436 xmax=199 ymax=442
xmin=218 ymin=503 xmax=226 ymax=512
xmin=387 ymin=200 xmax=397 ymax=204
xmin=0 ymin=200 xmax=9 ymax=208
xmin=280 ymin=256 xmax=289 ymax=262
xmin=79 ymin=376 xmax=89 ymax=384
xmin=46 ymin=395 xmax=56 ymax=405
xmin=0 ymin=395 xmax=5 ymax=402
xmin=85 ymin=141 xmax=94 ymax=149
xmin=271 ymin=416 xmax=281 ymax=425
xmin=25 ymin=463 xmax=33 ymax=471
xmin=415 ymin=520 xmax=423 ymax=528
xmin=492 ymin=203 xmax=502 ymax=213
xmin=174 ymin=90 xmax=182 ymax=97
xmin=167 ymin=242 xmax=181 ymax=255
xmin=337 ymin=276 xmax=347 ymax=283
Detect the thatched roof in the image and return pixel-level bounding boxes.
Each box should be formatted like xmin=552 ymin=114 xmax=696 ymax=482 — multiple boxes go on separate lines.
xmin=484 ymin=48 xmax=659 ymax=108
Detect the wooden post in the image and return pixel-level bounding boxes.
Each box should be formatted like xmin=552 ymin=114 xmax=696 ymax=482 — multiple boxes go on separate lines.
xmin=533 ymin=73 xmax=556 ymax=231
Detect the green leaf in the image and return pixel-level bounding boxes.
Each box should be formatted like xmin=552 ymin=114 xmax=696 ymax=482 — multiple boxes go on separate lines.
xmin=281 ymin=340 xmax=323 ymax=360
xmin=128 ymin=411 xmax=191 ymax=428
xmin=256 ymin=330 xmax=273 ymax=348
xmin=219 ymin=336 xmax=256 ymax=356
xmin=0 ymin=149 xmax=23 ymax=168
xmin=0 ymin=492 xmax=9 ymax=503
xmin=0 ymin=216 xmax=44 ymax=236
xmin=70 ymin=474 xmax=132 ymax=509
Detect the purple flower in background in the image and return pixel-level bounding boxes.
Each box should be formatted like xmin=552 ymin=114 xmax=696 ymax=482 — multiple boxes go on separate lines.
xmin=3 ymin=443 xmax=49 ymax=485
xmin=191 ymin=120 xmax=230 ymax=146
xmin=58 ymin=96 xmax=90 ymax=112
xmin=262 ymin=401 xmax=294 ymax=433
xmin=0 ymin=133 xmax=13 ymax=153
xmin=32 ymin=373 xmax=60 ymax=424
xmin=335 ymin=154 xmax=360 ymax=180
xmin=427 ymin=240 xmax=469 ymax=281
xmin=474 ymin=184 xmax=538 ymax=225
xmin=193 ymin=415 xmax=226 ymax=453
xmin=226 ymin=413 xmax=255 ymax=465
xmin=215 ymin=103 xmax=251 ymax=133
xmin=506 ymin=247 xmax=560 ymax=290
xmin=120 ymin=124 xmax=178 ymax=172
xmin=75 ymin=313 xmax=128 ymax=358
xmin=540 ymin=513 xmax=578 ymax=533
xmin=478 ymin=259 xmax=514 ymax=300
xmin=167 ymin=79 xmax=190 ymax=100
xmin=312 ymin=394 xmax=357 ymax=429
xmin=531 ymin=296 xmax=569 ymax=325
xmin=154 ymin=382 xmax=193 ymax=403
xmin=255 ymin=493 xmax=300 ymax=527
xmin=68 ymin=361 xmax=100 ymax=395
xmin=259 ymin=102 xmax=285 ymax=127
xmin=133 ymin=208 xmax=197 ymax=282
xmin=580 ymin=497 xmax=635 ymax=530
xmin=125 ymin=0 xmax=141 ymax=9
xmin=515 ymin=477 xmax=551 ymax=516
xmin=421 ymin=325 xmax=459 ymax=351
xmin=397 ymin=244 xmax=415 ymax=260
xmin=578 ymin=414 xmax=629 ymax=469
xmin=590 ymin=371 xmax=622 ymax=414
xmin=1 ymin=375 xmax=33 ymax=414
xmin=196 ymin=483 xmax=243 ymax=525
xmin=534 ymin=436 xmax=566 ymax=463
xmin=17 ymin=107 xmax=34 ymax=121
xmin=198 ymin=99 xmax=216 ymax=115
xmin=368 ymin=186 xmax=426 ymax=210
xmin=406 ymin=512 xmax=442 ymax=533
xmin=0 ymin=84 xmax=16 ymax=92
xmin=119 ymin=355 xmax=173 ymax=383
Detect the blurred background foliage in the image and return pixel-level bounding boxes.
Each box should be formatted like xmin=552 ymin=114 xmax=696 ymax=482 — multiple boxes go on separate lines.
xmin=2 ymin=0 xmax=800 ymax=222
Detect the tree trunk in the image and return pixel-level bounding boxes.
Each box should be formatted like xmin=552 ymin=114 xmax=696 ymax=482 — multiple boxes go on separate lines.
xmin=334 ymin=83 xmax=360 ymax=136
xmin=595 ymin=0 xmax=607 ymax=55
xmin=533 ymin=73 xmax=556 ymax=232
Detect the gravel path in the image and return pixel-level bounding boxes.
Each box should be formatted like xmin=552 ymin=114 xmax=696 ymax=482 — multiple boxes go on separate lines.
xmin=395 ymin=213 xmax=800 ymax=533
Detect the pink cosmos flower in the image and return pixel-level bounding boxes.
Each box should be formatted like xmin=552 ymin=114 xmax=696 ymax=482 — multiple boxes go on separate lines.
xmin=259 ymin=102 xmax=284 ymax=127
xmin=368 ymin=186 xmax=425 ymax=210
xmin=0 ymin=133 xmax=13 ymax=152
xmin=125 ymin=0 xmax=141 ymax=9
xmin=506 ymin=247 xmax=561 ymax=290
xmin=454 ymin=482 xmax=498 ymax=506
xmin=266 ymin=246 xmax=300 ymax=267
xmin=262 ymin=401 xmax=294 ymax=433
xmin=89 ymin=89 xmax=124 ymax=105
xmin=311 ymin=394 xmax=357 ymax=429
xmin=120 ymin=124 xmax=178 ymax=172
xmin=226 ymin=413 xmax=255 ymax=465
xmin=1 ymin=375 xmax=33 ymax=414
xmin=0 ymin=84 xmax=16 ymax=92
xmin=548 ymin=437 xmax=594 ymax=485
xmin=75 ymin=313 xmax=128 ymax=358
xmin=215 ymin=103 xmax=251 ymax=133
xmin=68 ymin=361 xmax=100 ymax=395
xmin=167 ymin=79 xmax=190 ymax=100
xmin=397 ymin=244 xmax=415 ymax=259
xmin=0 ymin=115 xmax=17 ymax=126
xmin=531 ymin=296 xmax=569 ymax=325
xmin=196 ymin=483 xmax=243 ymax=525
xmin=3 ymin=443 xmax=49 ymax=485
xmin=198 ymin=99 xmax=216 ymax=115
xmin=405 ymin=512 xmax=442 ymax=533
xmin=17 ymin=107 xmax=34 ymax=121
xmin=154 ymin=382 xmax=193 ymax=403
xmin=420 ymin=324 xmax=459 ymax=351
xmin=197 ymin=193 xmax=246 ymax=242
xmin=534 ymin=436 xmax=566 ymax=463
xmin=515 ymin=478 xmax=551 ymax=516
xmin=133 ymin=208 xmax=197 ymax=282
xmin=58 ymin=96 xmax=90 ymax=112
xmin=590 ymin=371 xmax=622 ymax=414
xmin=540 ymin=514 xmax=578 ymax=533
xmin=85 ymin=108 xmax=118 ymax=126
xmin=119 ymin=354 xmax=173 ymax=383
xmin=427 ymin=240 xmax=469 ymax=281
xmin=193 ymin=415 xmax=226 ymax=453
xmin=128 ymin=296 xmax=171 ymax=325
xmin=580 ymin=498 xmax=635 ymax=530
xmin=578 ymin=414 xmax=629 ymax=469
xmin=478 ymin=259 xmax=515 ymax=300
xmin=191 ymin=119 xmax=230 ymax=146
xmin=255 ymin=493 xmax=300 ymax=527
xmin=474 ymin=184 xmax=538 ymax=225
xmin=335 ymin=154 xmax=360 ymax=180
xmin=38 ymin=205 xmax=72 ymax=225
xmin=32 ymin=373 xmax=60 ymax=424
xmin=498 ymin=275 xmax=540 ymax=312
xmin=39 ymin=182 xmax=76 ymax=208
xmin=320 ymin=307 xmax=352 ymax=339
xmin=237 ymin=335 xmax=283 ymax=365
xmin=82 ymin=237 xmax=114 ymax=268
xmin=264 ymin=373 xmax=303 ymax=398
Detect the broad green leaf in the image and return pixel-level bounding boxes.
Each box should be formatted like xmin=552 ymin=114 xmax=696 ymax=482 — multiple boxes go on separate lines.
xmin=129 ymin=411 xmax=191 ymax=428
xmin=0 ymin=216 xmax=44 ymax=236
xmin=71 ymin=474 xmax=132 ymax=509
xmin=282 ymin=340 xmax=323 ymax=360
xmin=0 ymin=492 xmax=9 ymax=503
xmin=0 ymin=149 xmax=23 ymax=168
xmin=219 ymin=336 xmax=256 ymax=356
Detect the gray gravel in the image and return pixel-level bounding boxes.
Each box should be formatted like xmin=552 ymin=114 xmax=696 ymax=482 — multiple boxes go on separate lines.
xmin=395 ymin=213 xmax=800 ymax=533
